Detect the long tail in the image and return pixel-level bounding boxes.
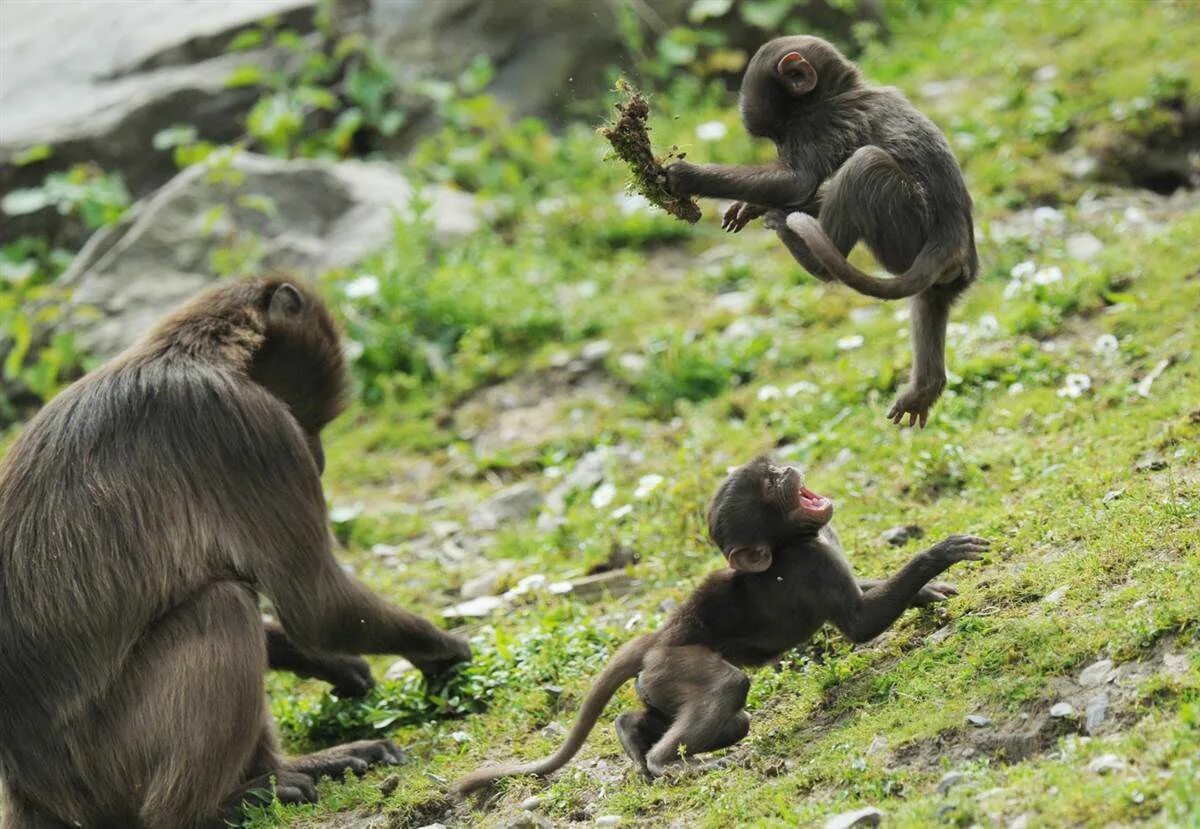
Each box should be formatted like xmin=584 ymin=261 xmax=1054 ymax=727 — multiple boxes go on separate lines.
xmin=455 ymin=635 xmax=653 ymax=794
xmin=787 ymin=212 xmax=949 ymax=300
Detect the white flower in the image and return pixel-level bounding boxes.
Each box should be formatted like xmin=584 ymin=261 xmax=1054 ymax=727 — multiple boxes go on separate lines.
xmin=343 ymin=340 xmax=364 ymax=362
xmin=786 ymin=380 xmax=818 ymax=398
xmin=610 ymin=504 xmax=633 ymax=519
xmin=696 ymin=121 xmax=728 ymax=141
xmin=634 ymin=474 xmax=664 ymax=499
xmin=1057 ymin=373 xmax=1092 ymax=398
xmin=976 ymin=314 xmax=1001 ymax=338
xmin=836 ymin=334 xmax=864 ymax=351
xmin=1092 ymin=334 xmax=1119 ymax=355
xmin=343 ymin=275 xmax=379 ymax=298
xmin=757 ymin=384 xmax=782 ymax=402
xmin=1032 ymin=206 xmax=1064 ymax=227
xmin=1008 ymin=382 xmax=1025 ymax=395
xmin=618 ymin=353 xmax=648 ymax=373
xmin=1033 ymin=265 xmax=1063 ymax=285
xmin=1010 ymin=260 xmax=1037 ymax=280
xmin=591 ymin=482 xmax=617 ymax=509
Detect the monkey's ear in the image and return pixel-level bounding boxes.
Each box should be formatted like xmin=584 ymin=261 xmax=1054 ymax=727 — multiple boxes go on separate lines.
xmin=776 ymin=52 xmax=818 ymax=96
xmin=269 ymin=283 xmax=305 ymax=323
xmin=727 ymin=544 xmax=773 ymax=573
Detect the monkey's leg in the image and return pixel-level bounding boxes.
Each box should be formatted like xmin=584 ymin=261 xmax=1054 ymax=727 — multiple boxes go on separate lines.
xmin=85 ymin=582 xmax=271 ymax=829
xmin=639 ymin=649 xmax=750 ymax=777
xmin=887 ymin=287 xmax=952 ymax=427
xmin=264 ymin=620 xmax=375 ymax=697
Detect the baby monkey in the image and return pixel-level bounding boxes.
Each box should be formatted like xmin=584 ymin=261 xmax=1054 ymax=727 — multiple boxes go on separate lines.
xmin=457 ymin=456 xmax=987 ymax=792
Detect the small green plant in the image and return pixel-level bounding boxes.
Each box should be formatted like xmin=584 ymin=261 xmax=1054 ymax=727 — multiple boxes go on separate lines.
xmin=1 ymin=163 xmax=130 ymax=232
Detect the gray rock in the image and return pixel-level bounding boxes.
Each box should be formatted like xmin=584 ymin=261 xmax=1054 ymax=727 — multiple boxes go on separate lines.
xmin=60 ymin=152 xmax=478 ymax=358
xmin=519 ymin=796 xmax=543 ymax=811
xmin=1087 ymin=753 xmax=1126 ymax=774
xmin=470 ymin=483 xmax=543 ymax=530
xmin=1084 ymin=691 xmax=1109 ymax=735
xmin=1049 ymin=702 xmax=1075 ymax=718
xmin=383 ymin=658 xmax=415 ymax=681
xmin=595 ymin=818 xmax=622 ymax=827
xmin=824 ymin=807 xmax=883 ymax=829
xmin=937 ymin=771 xmax=966 ymax=795
xmin=460 ymin=560 xmax=518 ymax=599
xmin=1 ymin=0 xmax=316 ymax=236
xmin=442 ymin=595 xmax=505 ymax=620
xmin=881 ymin=524 xmax=924 ymax=546
xmin=1042 ymin=585 xmax=1070 ymax=604
xmin=1078 ymin=659 xmax=1116 ymax=687
xmin=966 ymin=714 xmax=992 ymax=728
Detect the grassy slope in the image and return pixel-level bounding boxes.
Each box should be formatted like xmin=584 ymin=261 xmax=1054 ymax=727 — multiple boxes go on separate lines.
xmin=231 ymin=1 xmax=1200 ymax=826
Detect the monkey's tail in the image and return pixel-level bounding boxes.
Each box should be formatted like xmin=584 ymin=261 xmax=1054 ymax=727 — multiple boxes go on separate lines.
xmin=454 ymin=635 xmax=653 ymax=795
xmin=787 ymin=212 xmax=949 ymax=300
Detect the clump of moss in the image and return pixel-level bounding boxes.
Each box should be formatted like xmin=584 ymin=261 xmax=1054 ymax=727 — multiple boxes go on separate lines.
xmin=599 ymin=79 xmax=702 ymax=224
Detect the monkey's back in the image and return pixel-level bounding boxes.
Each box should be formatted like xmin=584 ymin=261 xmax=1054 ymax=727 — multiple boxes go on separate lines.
xmin=0 ymin=354 xmax=268 ymax=748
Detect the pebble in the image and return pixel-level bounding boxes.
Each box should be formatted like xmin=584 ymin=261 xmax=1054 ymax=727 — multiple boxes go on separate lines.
xmin=379 ymin=774 xmax=400 ymax=797
xmin=881 ymin=524 xmax=924 ymax=546
xmin=442 ymin=595 xmax=505 ymax=619
xmin=383 ymin=657 xmax=415 ymax=681
xmin=1087 ymin=753 xmax=1126 ymax=774
xmin=1042 ymin=585 xmax=1070 ymax=604
xmin=1066 ymin=231 xmax=1103 ymax=261
xmin=823 ymin=806 xmax=883 ymax=829
xmin=966 ymin=714 xmax=992 ymax=727
xmin=520 ymin=796 xmax=543 ymax=811
xmin=1085 ymin=691 xmax=1109 ymax=735
xmin=937 ymin=771 xmax=967 ymax=795
xmin=595 ymin=816 xmax=622 ymax=827
xmin=1078 ymin=659 xmax=1116 ymax=688
xmin=1050 ymin=702 xmax=1075 ymax=718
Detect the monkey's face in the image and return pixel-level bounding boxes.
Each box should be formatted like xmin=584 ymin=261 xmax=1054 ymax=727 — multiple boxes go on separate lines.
xmin=708 ymin=455 xmax=834 ymax=572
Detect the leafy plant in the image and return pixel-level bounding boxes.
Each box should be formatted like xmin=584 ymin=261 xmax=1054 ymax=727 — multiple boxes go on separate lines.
xmin=1 ymin=164 xmax=130 ymax=231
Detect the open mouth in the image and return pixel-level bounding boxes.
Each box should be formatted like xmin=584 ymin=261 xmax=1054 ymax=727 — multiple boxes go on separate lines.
xmin=794 ymin=479 xmax=833 ymax=521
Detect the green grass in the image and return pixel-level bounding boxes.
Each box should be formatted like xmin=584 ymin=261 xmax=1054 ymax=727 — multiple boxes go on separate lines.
xmin=7 ymin=0 xmax=1200 ymax=827
xmin=246 ymin=2 xmax=1200 ymax=826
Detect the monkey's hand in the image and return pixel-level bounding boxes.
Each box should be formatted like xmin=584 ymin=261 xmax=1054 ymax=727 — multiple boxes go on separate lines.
xmin=414 ymin=633 xmax=473 ymax=685
xmin=321 ymin=654 xmax=375 ymax=699
xmin=665 ymin=161 xmax=699 ymax=197
xmin=722 ymin=202 xmax=767 ymax=232
xmin=912 ymin=581 xmax=958 ymax=607
xmin=926 ymin=535 xmax=990 ymax=566
xmin=887 ymin=379 xmax=947 ymax=429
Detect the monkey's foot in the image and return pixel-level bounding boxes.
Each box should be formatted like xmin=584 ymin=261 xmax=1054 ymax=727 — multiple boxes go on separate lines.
xmin=615 ymin=713 xmax=654 ymax=780
xmin=913 ymin=581 xmax=958 ymax=606
xmin=722 ymin=201 xmax=766 ymax=233
xmin=229 ymin=770 xmax=318 ymax=815
xmin=288 ymin=739 xmax=405 ymax=780
xmin=887 ymin=383 xmax=944 ymax=428
xmin=414 ymin=635 xmax=473 ymax=684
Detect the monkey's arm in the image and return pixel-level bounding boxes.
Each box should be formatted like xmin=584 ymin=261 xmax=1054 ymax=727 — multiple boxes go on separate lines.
xmin=827 ymin=536 xmax=988 ymax=642
xmin=857 ymin=579 xmax=957 ymax=607
xmin=264 ymin=621 xmax=375 ymax=697
xmin=667 ymin=161 xmax=815 ymax=208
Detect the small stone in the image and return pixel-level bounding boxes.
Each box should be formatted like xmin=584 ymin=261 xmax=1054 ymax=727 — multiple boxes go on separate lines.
xmin=520 ymin=796 xmax=543 ymax=811
xmin=659 ymin=597 xmax=679 ymax=613
xmin=1161 ymin=653 xmax=1189 ymax=679
xmin=416 ymin=824 xmax=447 ymax=829
xmin=379 ymin=774 xmax=400 ymax=796
xmin=1078 ymin=659 xmax=1116 ymax=688
xmin=442 ymin=595 xmax=505 ymax=619
xmin=1008 ymin=816 xmax=1029 ymax=829
xmin=824 ymin=806 xmax=883 ymax=829
xmin=1042 ymin=585 xmax=1070 ymax=604
xmin=1133 ymin=453 xmax=1167 ymax=472
xmin=1084 ymin=691 xmax=1109 ymax=735
xmin=1050 ymin=702 xmax=1075 ymax=718
xmin=865 ymin=735 xmax=888 ymax=756
xmin=712 ymin=291 xmax=753 ymax=314
xmin=595 ymin=817 xmax=622 ymax=827
xmin=1066 ymin=232 xmax=1103 ymax=261
xmin=927 ymin=625 xmax=953 ymax=645
xmin=966 ymin=714 xmax=991 ymax=727
xmin=581 ymin=340 xmax=613 ymax=362
xmin=460 ymin=561 xmax=518 ymax=599
xmin=1101 ymin=488 xmax=1125 ymax=504
xmin=836 ymin=334 xmax=865 ymax=351
xmin=540 ymin=721 xmax=567 ymax=739
xmin=881 ymin=524 xmax=924 ymax=546
xmin=1087 ymin=753 xmax=1126 ymax=774
xmin=937 ymin=771 xmax=967 ymax=795
xmin=470 ymin=483 xmax=544 ymax=530
xmin=384 ymin=658 xmax=415 ymax=681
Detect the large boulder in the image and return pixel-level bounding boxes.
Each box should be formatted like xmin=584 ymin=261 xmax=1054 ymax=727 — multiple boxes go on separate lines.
xmin=0 ymin=0 xmax=316 ymax=240
xmin=60 ymin=152 xmax=478 ymax=359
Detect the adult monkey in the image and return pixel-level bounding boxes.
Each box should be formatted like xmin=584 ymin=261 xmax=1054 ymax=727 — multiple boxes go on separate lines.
xmin=667 ymin=36 xmax=979 ymax=427
xmin=457 ymin=456 xmax=986 ymax=791
xmin=0 ymin=277 xmax=471 ymax=828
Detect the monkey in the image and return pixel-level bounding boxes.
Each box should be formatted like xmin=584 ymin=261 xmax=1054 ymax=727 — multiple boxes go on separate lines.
xmin=667 ymin=36 xmax=979 ymax=428
xmin=456 ymin=455 xmax=987 ymax=793
xmin=0 ymin=277 xmax=472 ymax=829
xmin=264 ymin=620 xmax=375 ymax=699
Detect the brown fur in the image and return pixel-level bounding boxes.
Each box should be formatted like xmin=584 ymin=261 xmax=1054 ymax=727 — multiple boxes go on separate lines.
xmin=0 ymin=277 xmax=470 ymax=829
xmin=667 ymin=36 xmax=980 ymax=427
xmin=456 ymin=456 xmax=987 ymax=793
